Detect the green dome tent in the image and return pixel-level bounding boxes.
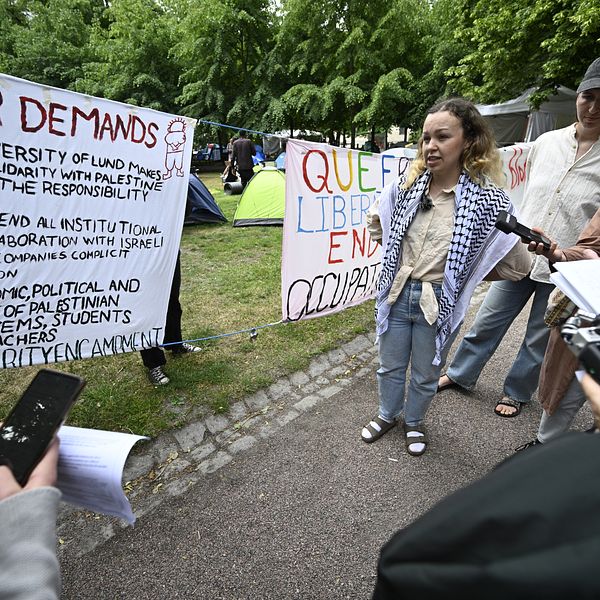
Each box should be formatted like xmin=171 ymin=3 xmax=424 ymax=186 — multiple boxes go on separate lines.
xmin=232 ymin=167 xmax=285 ymax=227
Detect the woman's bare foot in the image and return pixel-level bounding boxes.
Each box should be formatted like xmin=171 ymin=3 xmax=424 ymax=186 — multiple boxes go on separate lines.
xmin=437 ymin=374 xmax=458 ymax=392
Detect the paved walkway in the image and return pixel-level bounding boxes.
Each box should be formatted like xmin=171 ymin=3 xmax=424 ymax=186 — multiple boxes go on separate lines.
xmin=56 ymin=290 xmax=593 ymax=599
xmin=56 ymin=332 xmax=380 ymax=558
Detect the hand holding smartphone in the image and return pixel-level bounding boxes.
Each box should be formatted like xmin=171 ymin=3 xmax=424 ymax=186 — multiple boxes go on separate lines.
xmin=495 ymin=210 xmax=552 ymax=251
xmin=0 ymin=369 xmax=85 ymax=485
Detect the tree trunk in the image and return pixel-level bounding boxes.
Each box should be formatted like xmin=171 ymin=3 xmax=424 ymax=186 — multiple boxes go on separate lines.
xmin=351 ymin=124 xmax=356 ymax=149
xmin=216 ymin=127 xmax=225 ymax=164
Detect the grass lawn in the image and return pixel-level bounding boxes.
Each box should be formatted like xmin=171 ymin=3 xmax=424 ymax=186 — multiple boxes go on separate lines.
xmin=0 ymin=171 xmax=375 ymax=437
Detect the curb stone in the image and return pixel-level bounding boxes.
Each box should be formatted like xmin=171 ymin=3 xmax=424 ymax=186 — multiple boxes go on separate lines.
xmin=56 ymin=333 xmax=379 ymax=557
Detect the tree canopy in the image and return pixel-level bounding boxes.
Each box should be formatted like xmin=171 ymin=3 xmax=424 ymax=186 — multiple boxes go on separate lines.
xmin=1 ymin=0 xmax=597 ymax=144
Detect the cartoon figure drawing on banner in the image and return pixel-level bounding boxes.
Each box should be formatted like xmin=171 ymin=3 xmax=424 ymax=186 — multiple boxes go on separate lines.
xmin=163 ymin=118 xmax=187 ymax=180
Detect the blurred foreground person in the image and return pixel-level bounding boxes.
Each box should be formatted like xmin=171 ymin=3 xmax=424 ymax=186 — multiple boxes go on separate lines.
xmin=0 ymin=438 xmax=61 ymax=600
xmin=372 ymin=380 xmax=600 ymax=599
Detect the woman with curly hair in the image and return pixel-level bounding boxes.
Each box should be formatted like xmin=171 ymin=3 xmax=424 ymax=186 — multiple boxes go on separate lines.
xmin=361 ymin=97 xmax=531 ymax=456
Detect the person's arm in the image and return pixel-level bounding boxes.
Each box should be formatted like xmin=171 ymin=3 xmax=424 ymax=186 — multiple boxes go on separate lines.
xmin=526 ymin=209 xmax=600 ymax=264
xmin=366 ymin=197 xmax=383 ymax=244
xmin=0 ymin=438 xmax=61 ymax=600
xmin=484 ymin=240 xmax=532 ymax=281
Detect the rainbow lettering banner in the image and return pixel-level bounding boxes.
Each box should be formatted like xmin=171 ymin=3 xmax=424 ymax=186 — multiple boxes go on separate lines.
xmin=282 ymin=139 xmax=403 ymax=322
xmin=0 ymin=74 xmax=195 ymax=368
xmin=281 ymin=140 xmax=533 ymax=323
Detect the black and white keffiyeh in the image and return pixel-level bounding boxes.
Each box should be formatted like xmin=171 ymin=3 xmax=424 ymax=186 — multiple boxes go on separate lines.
xmin=376 ymin=170 xmax=518 ymax=365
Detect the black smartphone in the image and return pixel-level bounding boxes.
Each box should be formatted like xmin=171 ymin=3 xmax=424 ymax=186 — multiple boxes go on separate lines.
xmin=495 ymin=210 xmax=552 ymax=250
xmin=0 ymin=369 xmax=85 ymax=485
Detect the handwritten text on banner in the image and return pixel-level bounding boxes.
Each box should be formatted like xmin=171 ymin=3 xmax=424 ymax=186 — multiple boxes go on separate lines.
xmin=281 ymin=140 xmax=532 ymax=323
xmin=282 ymin=140 xmax=404 ymax=322
xmin=0 ymin=73 xmax=195 ymax=368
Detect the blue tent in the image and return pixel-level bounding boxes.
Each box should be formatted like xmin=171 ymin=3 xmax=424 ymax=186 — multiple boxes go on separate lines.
xmin=275 ymin=151 xmax=286 ymax=170
xmin=252 ymin=144 xmax=266 ymax=166
xmin=185 ymin=174 xmax=227 ymax=225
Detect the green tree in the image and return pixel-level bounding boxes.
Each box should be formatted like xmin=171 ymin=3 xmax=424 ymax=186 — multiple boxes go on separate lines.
xmin=264 ymin=0 xmax=433 ymax=145
xmin=446 ymin=0 xmax=600 ymax=105
xmin=79 ymin=0 xmax=180 ymax=112
xmin=0 ymin=0 xmax=29 ymax=73
xmin=4 ymin=0 xmax=106 ymax=89
xmin=175 ymin=0 xmax=276 ymax=130
xmin=353 ymin=0 xmax=433 ymax=133
xmin=405 ymin=0 xmax=476 ymax=128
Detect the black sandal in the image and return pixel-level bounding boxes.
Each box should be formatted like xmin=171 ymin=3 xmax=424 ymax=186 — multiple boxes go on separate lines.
xmin=404 ymin=423 xmax=428 ymax=456
xmin=361 ymin=416 xmax=397 ymax=443
xmin=494 ymin=397 xmax=523 ymax=418
xmin=437 ymin=374 xmax=460 ymax=393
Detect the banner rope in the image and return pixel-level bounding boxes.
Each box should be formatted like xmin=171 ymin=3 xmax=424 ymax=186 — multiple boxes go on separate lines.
xmin=195 ymin=119 xmax=288 ymax=140
xmin=164 ymin=119 xmax=288 ymax=348
xmin=160 ymin=319 xmax=286 ymax=348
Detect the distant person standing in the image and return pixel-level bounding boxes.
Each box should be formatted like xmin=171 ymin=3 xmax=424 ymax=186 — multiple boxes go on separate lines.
xmin=226 ymin=136 xmax=236 ymax=161
xmin=221 ymin=136 xmax=238 ymax=182
xmin=140 ymin=252 xmax=201 ymax=386
xmin=232 ymin=131 xmax=256 ymax=188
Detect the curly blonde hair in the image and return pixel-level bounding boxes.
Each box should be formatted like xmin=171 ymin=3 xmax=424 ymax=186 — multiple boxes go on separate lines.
xmin=405 ymin=97 xmax=504 ymax=189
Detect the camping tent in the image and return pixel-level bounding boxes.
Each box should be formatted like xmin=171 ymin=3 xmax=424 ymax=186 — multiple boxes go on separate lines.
xmin=252 ymin=144 xmax=266 ymax=166
xmin=232 ymin=167 xmax=285 ymax=227
xmin=476 ymin=86 xmax=577 ymax=145
xmin=185 ymin=174 xmax=227 ymax=225
xmin=275 ymin=151 xmax=286 ymax=170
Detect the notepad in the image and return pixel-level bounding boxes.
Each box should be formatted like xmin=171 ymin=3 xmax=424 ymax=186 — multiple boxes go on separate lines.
xmin=550 ymin=260 xmax=600 ymax=316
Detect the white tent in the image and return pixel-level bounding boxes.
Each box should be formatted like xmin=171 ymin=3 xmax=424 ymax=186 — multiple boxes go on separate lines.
xmin=476 ymin=86 xmax=577 ymax=145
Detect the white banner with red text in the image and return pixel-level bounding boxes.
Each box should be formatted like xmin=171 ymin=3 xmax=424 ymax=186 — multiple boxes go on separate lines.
xmin=498 ymin=142 xmax=532 ymax=209
xmin=0 ymin=74 xmax=195 ymax=368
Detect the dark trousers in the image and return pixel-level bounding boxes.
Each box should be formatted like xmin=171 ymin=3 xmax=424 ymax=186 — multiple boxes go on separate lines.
xmin=140 ymin=253 xmax=183 ymax=369
xmin=238 ymin=168 xmax=254 ymax=188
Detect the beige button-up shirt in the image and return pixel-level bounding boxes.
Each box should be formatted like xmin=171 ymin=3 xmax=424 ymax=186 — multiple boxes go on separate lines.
xmin=520 ymin=124 xmax=600 ymax=283
xmin=367 ymin=186 xmax=531 ymax=324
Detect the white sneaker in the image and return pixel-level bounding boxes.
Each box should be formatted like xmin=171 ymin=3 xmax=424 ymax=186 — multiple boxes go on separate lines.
xmin=148 ymin=366 xmax=169 ymax=386
xmin=172 ymin=343 xmax=202 ymax=355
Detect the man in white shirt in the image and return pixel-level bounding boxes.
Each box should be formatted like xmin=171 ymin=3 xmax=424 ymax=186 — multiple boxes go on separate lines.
xmin=438 ymin=57 xmax=600 ymax=418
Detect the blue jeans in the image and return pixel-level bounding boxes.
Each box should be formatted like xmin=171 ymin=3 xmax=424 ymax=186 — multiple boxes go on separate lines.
xmin=447 ymin=276 xmax=554 ymax=403
xmin=377 ymin=281 xmax=454 ymax=427
xmin=537 ymin=377 xmax=587 ymax=443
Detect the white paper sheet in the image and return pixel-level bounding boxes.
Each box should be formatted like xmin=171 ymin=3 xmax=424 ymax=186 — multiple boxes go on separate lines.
xmin=550 ymin=261 xmax=600 ymax=315
xmin=56 ymin=425 xmax=148 ymax=525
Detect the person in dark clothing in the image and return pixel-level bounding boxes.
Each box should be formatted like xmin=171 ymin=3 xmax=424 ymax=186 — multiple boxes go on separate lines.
xmin=372 ymin=426 xmax=600 ymax=600
xmin=231 ymin=131 xmax=256 ymax=188
xmin=140 ymin=252 xmax=200 ymax=385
